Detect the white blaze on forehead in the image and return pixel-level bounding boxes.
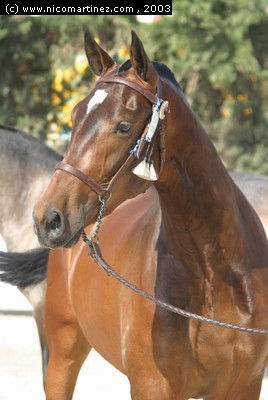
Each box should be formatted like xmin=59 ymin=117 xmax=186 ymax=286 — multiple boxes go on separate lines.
xmin=86 ymin=89 xmax=108 ymax=114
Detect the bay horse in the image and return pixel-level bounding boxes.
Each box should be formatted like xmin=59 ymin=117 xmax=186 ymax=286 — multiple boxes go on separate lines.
xmin=32 ymin=30 xmax=268 ymax=399
xmin=0 ymin=124 xmax=61 ymax=383
xmin=1 ymin=126 xmax=266 ymax=396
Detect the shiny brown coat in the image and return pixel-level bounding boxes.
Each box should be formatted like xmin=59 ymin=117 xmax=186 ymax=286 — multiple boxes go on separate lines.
xmin=34 ymin=31 xmax=268 ymax=399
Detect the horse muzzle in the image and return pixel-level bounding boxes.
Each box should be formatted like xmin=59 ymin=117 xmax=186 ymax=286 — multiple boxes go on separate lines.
xmin=33 ymin=207 xmax=82 ymax=248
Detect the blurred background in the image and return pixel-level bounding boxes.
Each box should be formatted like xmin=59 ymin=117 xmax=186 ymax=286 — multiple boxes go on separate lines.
xmin=0 ymin=1 xmax=267 ymax=174
xmin=0 ymin=5 xmax=268 ymax=399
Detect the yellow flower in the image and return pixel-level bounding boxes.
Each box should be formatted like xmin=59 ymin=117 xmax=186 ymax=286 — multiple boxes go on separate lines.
xmin=74 ymin=54 xmax=88 ymax=75
xmin=51 ymin=93 xmax=61 ymax=106
xmin=237 ymin=94 xmax=248 ymax=103
xmin=61 ymin=102 xmax=73 ymax=115
xmin=49 ymin=124 xmax=61 ymax=134
xmin=63 ymin=67 xmax=75 ymax=83
xmin=60 ymin=97 xmax=82 ymax=127
xmin=54 ymin=68 xmax=63 ymax=84
xmin=52 ymin=80 xmax=63 ymax=92
xmin=225 ymin=94 xmax=235 ymax=104
xmin=243 ymin=108 xmax=252 ymax=116
xmin=63 ymin=90 xmax=74 ymax=98
xmin=221 ymin=107 xmax=231 ymax=117
xmin=62 ymin=114 xmax=72 ymax=127
xmin=118 ymin=45 xmax=130 ymax=59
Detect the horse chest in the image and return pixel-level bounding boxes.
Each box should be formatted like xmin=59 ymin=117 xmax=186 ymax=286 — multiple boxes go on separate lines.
xmin=69 ymin=252 xmax=126 ymax=371
xmin=68 ymin=212 xmax=161 ymax=372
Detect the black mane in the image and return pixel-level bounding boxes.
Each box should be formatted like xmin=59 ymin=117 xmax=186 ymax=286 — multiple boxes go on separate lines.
xmin=152 ymin=61 xmax=183 ymax=93
xmin=115 ymin=59 xmax=182 ymax=92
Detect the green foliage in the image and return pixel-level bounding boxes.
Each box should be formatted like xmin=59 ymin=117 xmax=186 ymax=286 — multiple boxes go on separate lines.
xmin=0 ymin=9 xmax=267 ymax=174
xmin=0 ymin=16 xmax=53 ymax=138
xmin=139 ymin=0 xmax=268 ymax=174
xmin=0 ymin=15 xmax=136 ymax=139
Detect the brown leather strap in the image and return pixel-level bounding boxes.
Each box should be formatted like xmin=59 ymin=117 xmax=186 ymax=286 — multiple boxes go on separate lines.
xmin=97 ymin=76 xmax=158 ymax=105
xmin=55 ymin=162 xmax=108 ymax=197
xmin=106 ymin=153 xmax=135 ymax=192
xmin=90 ymin=242 xmax=111 ymax=275
xmin=55 ymin=153 xmax=135 ymax=197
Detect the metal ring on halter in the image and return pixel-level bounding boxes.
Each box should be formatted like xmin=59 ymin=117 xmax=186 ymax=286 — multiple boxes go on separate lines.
xmin=98 ymin=193 xmax=111 ymax=204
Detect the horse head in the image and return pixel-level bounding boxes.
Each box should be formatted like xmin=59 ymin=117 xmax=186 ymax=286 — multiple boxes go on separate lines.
xmin=33 ymin=31 xmax=167 ymax=248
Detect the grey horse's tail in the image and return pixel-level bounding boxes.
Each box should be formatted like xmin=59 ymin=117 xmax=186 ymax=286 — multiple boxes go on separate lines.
xmin=0 ymin=248 xmax=49 ymax=288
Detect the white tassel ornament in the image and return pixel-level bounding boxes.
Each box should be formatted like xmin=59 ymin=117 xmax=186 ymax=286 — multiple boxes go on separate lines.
xmin=132 ymin=159 xmax=158 ymax=181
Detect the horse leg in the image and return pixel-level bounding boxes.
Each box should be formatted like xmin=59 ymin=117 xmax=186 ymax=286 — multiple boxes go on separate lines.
xmin=32 ymin=300 xmax=49 ymax=388
xmin=44 ymin=249 xmax=91 ymax=400
xmin=126 ymin=356 xmax=177 ymax=400
xmin=45 ymin=322 xmax=91 ymax=400
xmin=21 ymin=279 xmax=48 ymax=388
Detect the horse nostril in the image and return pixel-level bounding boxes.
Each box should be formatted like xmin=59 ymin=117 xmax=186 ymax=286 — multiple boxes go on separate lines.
xmin=45 ymin=211 xmax=60 ymax=230
xmin=45 ymin=210 xmax=64 ymax=239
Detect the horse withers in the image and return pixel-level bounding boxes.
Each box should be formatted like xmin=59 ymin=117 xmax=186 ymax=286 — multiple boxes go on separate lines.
xmin=33 ymin=31 xmax=268 ymax=399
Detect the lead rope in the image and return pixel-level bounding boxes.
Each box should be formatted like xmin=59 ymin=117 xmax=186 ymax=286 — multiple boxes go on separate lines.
xmin=81 ymin=199 xmax=268 ymax=336
xmin=81 ymin=196 xmax=108 ymax=262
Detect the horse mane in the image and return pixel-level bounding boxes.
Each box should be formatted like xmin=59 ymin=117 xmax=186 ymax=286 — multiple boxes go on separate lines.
xmin=116 ymin=60 xmax=183 ymax=93
xmin=152 ymin=61 xmax=183 ymax=93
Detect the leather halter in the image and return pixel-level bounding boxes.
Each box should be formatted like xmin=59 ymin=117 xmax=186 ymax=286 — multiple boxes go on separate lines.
xmin=55 ymin=75 xmax=162 ymax=197
xmin=98 ymin=75 xmax=158 ymax=104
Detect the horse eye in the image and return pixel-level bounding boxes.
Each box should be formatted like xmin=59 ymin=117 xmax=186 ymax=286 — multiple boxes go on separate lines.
xmin=115 ymin=121 xmax=132 ymax=135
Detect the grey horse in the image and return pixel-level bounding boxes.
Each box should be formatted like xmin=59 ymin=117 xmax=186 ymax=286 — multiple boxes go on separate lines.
xmin=0 ymin=124 xmax=61 ymax=384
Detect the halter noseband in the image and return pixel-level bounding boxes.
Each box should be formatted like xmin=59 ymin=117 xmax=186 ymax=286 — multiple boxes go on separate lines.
xmin=55 ymin=75 xmax=165 ymax=197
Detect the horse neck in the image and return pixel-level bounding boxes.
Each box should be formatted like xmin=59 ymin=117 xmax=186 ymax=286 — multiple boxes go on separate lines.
xmin=0 ymin=167 xmax=50 ymax=251
xmin=154 ymin=80 xmax=242 ymax=271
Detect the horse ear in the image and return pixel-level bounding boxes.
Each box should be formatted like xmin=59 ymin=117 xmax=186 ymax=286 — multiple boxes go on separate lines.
xmin=84 ymin=30 xmax=114 ymax=76
xmin=130 ymin=31 xmax=152 ymax=82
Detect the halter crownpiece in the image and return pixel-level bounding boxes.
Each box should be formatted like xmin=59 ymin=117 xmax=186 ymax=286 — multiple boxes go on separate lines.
xmin=97 ymin=75 xmax=159 ymax=104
